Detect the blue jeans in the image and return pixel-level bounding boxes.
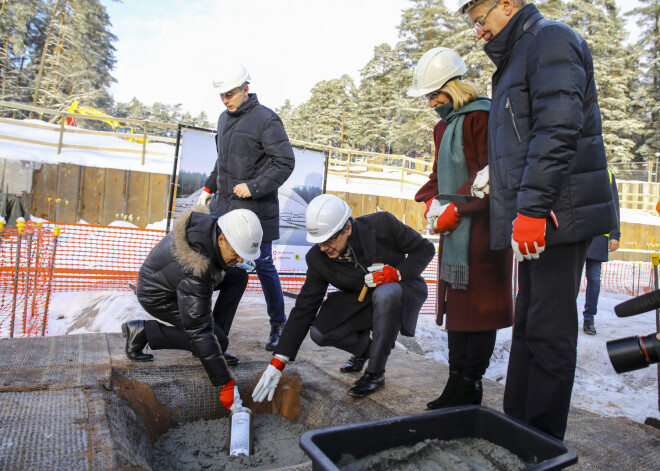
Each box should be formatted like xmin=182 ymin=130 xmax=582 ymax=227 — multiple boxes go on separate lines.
xmin=583 ymin=258 xmax=602 ymax=321
xmin=255 ymin=241 xmax=286 ymax=326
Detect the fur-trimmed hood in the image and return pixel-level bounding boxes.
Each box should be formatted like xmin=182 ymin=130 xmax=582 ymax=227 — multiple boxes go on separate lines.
xmin=170 ymin=204 xmax=217 ymax=277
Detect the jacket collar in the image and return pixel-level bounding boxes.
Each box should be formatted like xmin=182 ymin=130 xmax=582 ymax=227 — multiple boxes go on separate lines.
xmin=171 ymin=204 xmax=214 ymax=277
xmin=226 ymin=93 xmax=259 ymax=117
xmin=484 ymin=3 xmax=543 ymax=68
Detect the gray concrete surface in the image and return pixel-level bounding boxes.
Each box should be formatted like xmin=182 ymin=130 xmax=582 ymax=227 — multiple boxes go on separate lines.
xmin=0 ymin=300 xmax=658 ymax=470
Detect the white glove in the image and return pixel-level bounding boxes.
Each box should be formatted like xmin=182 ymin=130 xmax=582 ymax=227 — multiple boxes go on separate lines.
xmin=198 ymin=188 xmax=212 ymax=205
xmin=471 ymin=165 xmax=489 ymax=198
xmin=252 ymin=356 xmax=287 ymax=402
xmin=426 ymin=203 xmax=451 ymax=234
xmin=364 ymin=263 xmax=385 ymax=288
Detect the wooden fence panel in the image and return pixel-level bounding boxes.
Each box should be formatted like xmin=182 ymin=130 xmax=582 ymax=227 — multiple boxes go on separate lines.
xmin=102 ymin=168 xmax=127 ymax=225
xmin=80 ymin=166 xmax=105 ymax=224
xmin=54 ymin=163 xmax=80 ymax=222
xmin=126 ymin=170 xmax=149 ymax=226
xmin=146 ymin=173 xmax=171 ymax=228
xmin=32 ymin=163 xmax=59 ymax=220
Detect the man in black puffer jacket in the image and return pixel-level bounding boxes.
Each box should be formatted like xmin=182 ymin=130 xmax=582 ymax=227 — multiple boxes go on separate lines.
xmin=122 ymin=206 xmax=262 ymax=413
xmin=199 ymin=62 xmax=295 ymax=353
xmin=458 ymin=0 xmax=617 ymax=439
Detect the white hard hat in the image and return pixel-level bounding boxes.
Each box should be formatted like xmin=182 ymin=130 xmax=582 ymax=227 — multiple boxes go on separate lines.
xmin=305 ymin=194 xmax=352 ymax=243
xmin=211 ymin=62 xmax=251 ymax=94
xmin=407 ymin=47 xmax=468 ymax=98
xmin=217 ymin=209 xmax=262 ymax=260
xmin=456 ymin=0 xmax=489 ymax=15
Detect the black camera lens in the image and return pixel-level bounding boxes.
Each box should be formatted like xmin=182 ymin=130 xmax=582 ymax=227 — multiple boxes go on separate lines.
xmin=607 ymin=334 xmax=660 ymax=374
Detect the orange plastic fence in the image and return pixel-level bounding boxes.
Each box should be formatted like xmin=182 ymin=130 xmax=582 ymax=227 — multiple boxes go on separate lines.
xmin=0 ymin=222 xmax=655 ymax=338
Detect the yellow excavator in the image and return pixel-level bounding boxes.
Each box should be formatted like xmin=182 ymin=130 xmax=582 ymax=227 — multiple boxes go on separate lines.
xmin=61 ymin=101 xmax=145 ymax=143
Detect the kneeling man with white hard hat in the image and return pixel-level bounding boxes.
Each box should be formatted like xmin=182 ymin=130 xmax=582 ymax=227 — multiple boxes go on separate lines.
xmin=252 ymin=194 xmax=434 ymax=400
xmin=123 ymin=205 xmax=262 ymax=413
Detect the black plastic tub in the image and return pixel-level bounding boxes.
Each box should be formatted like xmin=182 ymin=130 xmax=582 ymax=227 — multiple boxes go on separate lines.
xmin=299 ymin=405 xmax=577 ymax=471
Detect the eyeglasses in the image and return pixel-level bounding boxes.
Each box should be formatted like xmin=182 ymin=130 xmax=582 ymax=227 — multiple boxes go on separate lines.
xmin=425 ymin=90 xmax=442 ymax=101
xmin=318 ymin=228 xmax=345 ymax=246
xmin=472 ymin=0 xmax=499 ymax=32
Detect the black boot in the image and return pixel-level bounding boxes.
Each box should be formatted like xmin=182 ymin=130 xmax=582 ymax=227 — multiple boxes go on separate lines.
xmin=583 ymin=319 xmax=596 ymax=335
xmin=347 ymin=372 xmax=384 ymax=397
xmin=426 ymin=370 xmax=462 ymax=410
xmin=443 ymin=377 xmax=483 ymax=407
xmin=265 ymin=323 xmax=285 ymax=351
xmin=121 ymin=320 xmax=153 ymax=362
xmin=340 ymin=354 xmax=368 ymax=373
xmin=223 ymin=352 xmax=239 ymax=366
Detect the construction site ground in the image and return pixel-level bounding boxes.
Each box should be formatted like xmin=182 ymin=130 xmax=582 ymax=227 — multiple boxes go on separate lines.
xmin=1 ymin=294 xmax=658 ymax=470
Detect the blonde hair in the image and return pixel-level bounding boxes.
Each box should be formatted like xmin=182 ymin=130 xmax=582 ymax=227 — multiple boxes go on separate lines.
xmin=438 ymin=79 xmax=480 ymax=110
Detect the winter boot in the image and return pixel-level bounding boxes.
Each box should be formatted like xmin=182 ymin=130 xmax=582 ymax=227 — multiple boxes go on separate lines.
xmin=426 ymin=369 xmax=462 ymax=410
xmin=121 ymin=320 xmax=153 ymax=362
xmin=443 ymin=377 xmax=483 ymax=407
xmin=265 ymin=323 xmax=285 ymax=351
xmin=583 ymin=319 xmax=596 ymax=335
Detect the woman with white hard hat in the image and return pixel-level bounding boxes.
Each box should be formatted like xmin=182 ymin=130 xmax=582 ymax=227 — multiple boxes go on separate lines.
xmin=411 ymin=47 xmax=513 ymax=410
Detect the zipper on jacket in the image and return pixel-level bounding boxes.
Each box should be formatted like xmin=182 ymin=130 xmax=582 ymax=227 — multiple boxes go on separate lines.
xmin=506 ymin=97 xmax=522 ymax=144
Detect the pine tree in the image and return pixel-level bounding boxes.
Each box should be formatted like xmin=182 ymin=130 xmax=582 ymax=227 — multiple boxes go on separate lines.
xmin=355 ymin=44 xmax=408 ymax=153
xmin=628 ymin=0 xmax=660 ymax=169
xmin=31 ymin=0 xmax=117 ymax=111
xmin=561 ymin=0 xmax=642 ymax=164
xmin=0 ymin=0 xmax=42 ymax=105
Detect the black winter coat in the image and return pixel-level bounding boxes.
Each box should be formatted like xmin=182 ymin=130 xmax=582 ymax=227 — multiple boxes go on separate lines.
xmin=275 ymin=212 xmax=435 ymax=361
xmin=204 ymin=94 xmax=295 ymax=242
xmin=136 ymin=205 xmax=231 ymax=387
xmin=484 ymin=5 xmax=617 ymax=250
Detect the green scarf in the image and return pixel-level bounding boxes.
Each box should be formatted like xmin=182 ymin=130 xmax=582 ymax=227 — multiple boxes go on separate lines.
xmin=435 ymin=97 xmax=491 ymax=290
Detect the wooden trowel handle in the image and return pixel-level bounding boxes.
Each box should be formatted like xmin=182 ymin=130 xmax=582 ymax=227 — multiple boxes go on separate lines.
xmin=358 ymin=285 xmax=368 ymax=302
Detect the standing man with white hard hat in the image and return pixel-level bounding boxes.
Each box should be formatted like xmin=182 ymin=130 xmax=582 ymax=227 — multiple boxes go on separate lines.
xmin=456 ymin=0 xmax=617 ymax=439
xmin=251 ymin=194 xmax=434 ymax=400
xmin=198 ymin=62 xmax=295 ymax=352
xmin=123 ymin=205 xmax=263 ymax=413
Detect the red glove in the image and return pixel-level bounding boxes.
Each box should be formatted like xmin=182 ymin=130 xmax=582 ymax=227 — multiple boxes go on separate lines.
xmin=365 ymin=264 xmax=401 ymax=287
xmin=434 ymin=203 xmax=460 ymax=234
xmin=511 ymin=213 xmax=548 ymax=262
xmin=219 ymin=378 xmax=241 ymax=411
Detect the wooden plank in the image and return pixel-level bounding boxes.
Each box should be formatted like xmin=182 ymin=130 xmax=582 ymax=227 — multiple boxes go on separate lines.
xmin=32 ymin=162 xmax=59 ymax=220
xmin=146 ymin=173 xmax=171 ymax=228
xmin=126 ymin=170 xmax=149 ymax=227
xmin=80 ymin=167 xmax=105 ymax=224
xmin=102 ymin=168 xmax=127 ymax=225
xmin=54 ymin=163 xmax=81 ymax=223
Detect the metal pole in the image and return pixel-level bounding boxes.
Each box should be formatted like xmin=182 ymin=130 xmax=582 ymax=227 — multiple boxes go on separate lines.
xmin=41 ymin=226 xmax=60 ymax=336
xmin=31 ymin=223 xmax=43 ymax=327
xmin=10 ymin=219 xmax=26 ymax=337
xmin=22 ymin=227 xmax=34 ymax=335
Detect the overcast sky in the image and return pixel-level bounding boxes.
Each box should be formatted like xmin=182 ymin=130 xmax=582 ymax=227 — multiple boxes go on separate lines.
xmin=101 ymin=0 xmax=642 ymax=121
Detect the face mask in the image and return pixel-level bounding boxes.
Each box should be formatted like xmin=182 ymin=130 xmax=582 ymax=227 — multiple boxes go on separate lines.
xmin=434 ymin=102 xmax=454 ymax=119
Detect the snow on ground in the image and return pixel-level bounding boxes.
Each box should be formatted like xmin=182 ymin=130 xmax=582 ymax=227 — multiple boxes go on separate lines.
xmin=416 ymin=290 xmax=659 ymax=425
xmin=47 ymin=288 xmax=660 ymax=425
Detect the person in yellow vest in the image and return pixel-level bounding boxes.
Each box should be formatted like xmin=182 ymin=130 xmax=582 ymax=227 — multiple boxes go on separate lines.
xmin=582 ymin=170 xmax=620 ymax=335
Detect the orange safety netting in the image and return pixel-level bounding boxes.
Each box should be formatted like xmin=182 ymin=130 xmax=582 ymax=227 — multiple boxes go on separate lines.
xmin=0 ymin=222 xmax=55 ymax=337
xmin=0 ymin=222 xmax=656 ymax=337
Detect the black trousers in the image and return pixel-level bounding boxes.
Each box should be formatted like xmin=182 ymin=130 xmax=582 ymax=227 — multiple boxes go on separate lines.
xmin=447 ymin=330 xmax=497 ymax=381
xmin=144 ymin=267 xmax=249 ymax=353
xmin=503 ymin=241 xmax=589 ymax=440
xmin=309 ymin=283 xmax=403 ymax=375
